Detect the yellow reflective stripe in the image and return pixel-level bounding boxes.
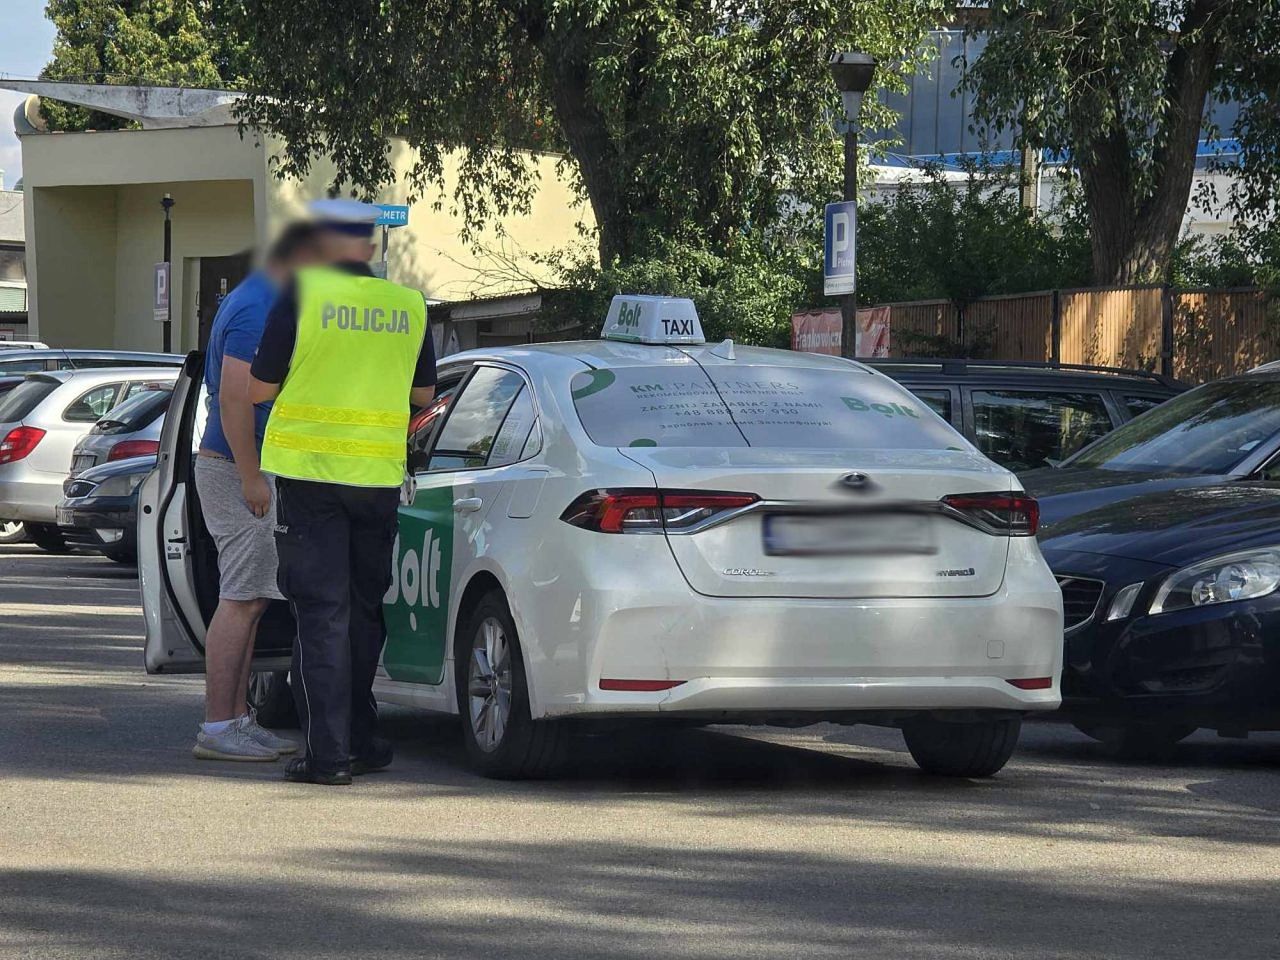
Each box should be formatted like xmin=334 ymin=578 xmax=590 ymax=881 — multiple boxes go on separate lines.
xmin=264 ymin=428 xmax=404 ymax=460
xmin=273 ymin=402 xmax=406 ymax=430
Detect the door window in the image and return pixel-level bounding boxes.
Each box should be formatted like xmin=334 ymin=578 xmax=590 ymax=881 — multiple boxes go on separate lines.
xmin=970 ymin=390 xmax=1113 ymax=471
xmin=908 ymin=389 xmax=954 ymax=423
xmin=407 ymin=381 xmax=462 ymax=473
xmin=428 ymin=366 xmax=529 ymax=470
xmin=486 ymin=388 xmax=538 ymax=467
xmin=64 ymin=383 xmax=124 ymax=422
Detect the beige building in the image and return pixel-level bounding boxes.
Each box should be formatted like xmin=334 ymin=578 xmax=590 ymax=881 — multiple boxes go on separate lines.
xmin=4 ymin=82 xmax=591 ymax=353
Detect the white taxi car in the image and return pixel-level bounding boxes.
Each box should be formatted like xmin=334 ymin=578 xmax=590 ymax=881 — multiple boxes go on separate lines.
xmin=140 ymin=296 xmax=1063 ymax=779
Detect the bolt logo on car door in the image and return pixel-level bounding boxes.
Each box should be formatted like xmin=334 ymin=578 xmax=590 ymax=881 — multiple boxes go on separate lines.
xmin=382 ymin=484 xmax=454 ymax=685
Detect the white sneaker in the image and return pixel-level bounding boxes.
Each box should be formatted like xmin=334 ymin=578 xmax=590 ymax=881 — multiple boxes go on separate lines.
xmin=242 ymin=713 xmax=298 ymax=754
xmin=193 ymin=721 xmax=280 ymax=762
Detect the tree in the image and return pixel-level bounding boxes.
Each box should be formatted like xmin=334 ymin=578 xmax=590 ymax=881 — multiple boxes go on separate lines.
xmin=964 ymin=0 xmax=1280 ymax=286
xmin=40 ymin=0 xmax=243 ymax=131
xmin=224 ymin=0 xmax=946 ymax=266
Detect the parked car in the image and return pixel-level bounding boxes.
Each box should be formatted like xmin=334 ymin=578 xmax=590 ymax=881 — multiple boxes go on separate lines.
xmin=0 ymin=368 xmax=179 ymax=553
xmin=865 ymin=359 xmax=1185 ymax=473
xmin=57 ymin=455 xmax=156 ymax=563
xmin=0 ymin=348 xmax=182 ymax=377
xmin=141 ymin=297 xmax=1064 ymax=780
xmin=69 ymin=386 xmax=172 ymax=477
xmin=1022 ymin=371 xmax=1280 ymax=755
xmin=0 ymin=340 xmax=50 ymax=351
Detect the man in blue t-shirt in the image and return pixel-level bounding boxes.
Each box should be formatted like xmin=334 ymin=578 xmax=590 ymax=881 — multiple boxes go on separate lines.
xmin=193 ymin=223 xmax=323 ymax=763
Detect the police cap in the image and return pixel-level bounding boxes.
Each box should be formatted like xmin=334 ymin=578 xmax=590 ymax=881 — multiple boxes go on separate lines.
xmin=309 ymin=199 xmax=379 ymax=238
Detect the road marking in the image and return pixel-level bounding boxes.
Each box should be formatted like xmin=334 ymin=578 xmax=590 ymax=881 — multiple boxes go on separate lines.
xmin=0 ymin=602 xmax=141 ymax=617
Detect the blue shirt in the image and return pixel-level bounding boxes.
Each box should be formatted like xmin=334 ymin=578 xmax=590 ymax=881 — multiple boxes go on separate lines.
xmin=201 ymin=270 xmax=277 ymax=460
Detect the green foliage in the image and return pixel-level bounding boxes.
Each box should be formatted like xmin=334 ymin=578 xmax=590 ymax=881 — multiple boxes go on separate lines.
xmin=40 ymin=0 xmax=244 ymax=131
xmin=856 ymin=165 xmax=1091 ymax=306
xmin=541 ymin=238 xmax=807 ymax=348
xmin=1173 ymin=226 xmax=1280 ymax=292
xmin=224 ymin=0 xmax=947 ymax=265
xmin=963 ymin=0 xmax=1280 ymax=285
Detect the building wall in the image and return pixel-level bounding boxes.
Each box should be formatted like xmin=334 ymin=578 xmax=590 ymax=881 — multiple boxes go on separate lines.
xmin=265 ymin=137 xmax=592 ymax=302
xmin=112 ymin=180 xmax=256 ymax=350
xmin=17 ymin=121 xmax=592 ymax=349
xmin=19 ymin=125 xmax=267 ymax=349
xmin=27 ymin=185 xmax=118 ymax=348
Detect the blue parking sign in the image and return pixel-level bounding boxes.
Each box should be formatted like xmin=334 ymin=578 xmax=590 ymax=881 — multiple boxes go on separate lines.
xmin=823 ymin=200 xmax=857 ymax=296
xmin=376 ymin=204 xmax=410 ymax=228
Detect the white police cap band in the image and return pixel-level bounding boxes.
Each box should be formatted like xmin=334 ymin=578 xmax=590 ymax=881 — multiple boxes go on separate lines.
xmin=309 ymin=199 xmax=379 ymax=236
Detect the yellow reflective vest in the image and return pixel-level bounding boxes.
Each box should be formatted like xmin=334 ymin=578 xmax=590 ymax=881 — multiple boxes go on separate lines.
xmin=260 ymin=266 xmax=427 ymax=487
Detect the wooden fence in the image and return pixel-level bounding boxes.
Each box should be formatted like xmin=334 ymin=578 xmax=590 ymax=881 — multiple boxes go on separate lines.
xmin=882 ymin=286 xmax=1274 ymax=382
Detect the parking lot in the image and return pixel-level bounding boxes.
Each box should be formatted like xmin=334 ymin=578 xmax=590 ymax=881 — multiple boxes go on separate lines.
xmin=1 ymin=543 xmax=1277 ymax=959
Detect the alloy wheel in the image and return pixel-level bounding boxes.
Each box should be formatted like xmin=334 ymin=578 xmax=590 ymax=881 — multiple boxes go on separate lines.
xmin=467 ymin=616 xmax=513 ymax=752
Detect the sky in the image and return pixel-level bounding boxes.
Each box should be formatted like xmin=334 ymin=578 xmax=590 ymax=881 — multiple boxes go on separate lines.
xmin=0 ymin=0 xmax=57 ymax=189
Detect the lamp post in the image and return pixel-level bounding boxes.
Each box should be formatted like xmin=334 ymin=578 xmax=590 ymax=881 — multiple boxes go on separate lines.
xmin=828 ymin=51 xmax=877 ymax=359
xmin=160 ymin=193 xmax=175 ymax=353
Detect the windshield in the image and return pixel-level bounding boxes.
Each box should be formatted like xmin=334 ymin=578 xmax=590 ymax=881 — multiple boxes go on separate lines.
xmin=570 ymin=363 xmax=964 ymax=450
xmin=1068 ymin=379 xmax=1280 ymax=475
xmin=0 ymin=378 xmax=58 ymax=422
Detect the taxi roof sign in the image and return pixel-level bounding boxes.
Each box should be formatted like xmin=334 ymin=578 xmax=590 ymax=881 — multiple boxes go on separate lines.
xmin=601 ymin=295 xmax=705 ymax=345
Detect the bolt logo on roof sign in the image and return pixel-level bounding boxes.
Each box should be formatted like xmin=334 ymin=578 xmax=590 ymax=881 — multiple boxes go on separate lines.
xmin=601 ymin=295 xmax=705 ymax=345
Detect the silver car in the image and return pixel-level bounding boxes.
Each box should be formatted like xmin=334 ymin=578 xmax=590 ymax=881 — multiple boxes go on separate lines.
xmin=0 ymin=349 xmax=182 ymax=377
xmin=0 ymin=368 xmax=178 ymax=552
xmin=69 ymin=387 xmax=173 ymax=477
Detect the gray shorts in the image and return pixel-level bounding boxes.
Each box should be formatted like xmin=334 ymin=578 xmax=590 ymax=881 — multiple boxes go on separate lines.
xmin=194 ymin=456 xmax=284 ymax=602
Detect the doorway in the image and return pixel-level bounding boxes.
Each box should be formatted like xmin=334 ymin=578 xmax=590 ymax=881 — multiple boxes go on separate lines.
xmin=196 ymin=252 xmax=252 ymax=351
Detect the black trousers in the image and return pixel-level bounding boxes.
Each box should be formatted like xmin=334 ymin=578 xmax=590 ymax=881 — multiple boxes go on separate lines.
xmin=275 ymin=478 xmax=400 ymax=773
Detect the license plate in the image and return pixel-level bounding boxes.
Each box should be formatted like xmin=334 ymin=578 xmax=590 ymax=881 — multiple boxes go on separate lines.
xmin=55 ymin=506 xmax=74 ymax=526
xmin=71 ymin=455 xmax=96 ymax=473
xmin=763 ymin=512 xmax=936 ymax=557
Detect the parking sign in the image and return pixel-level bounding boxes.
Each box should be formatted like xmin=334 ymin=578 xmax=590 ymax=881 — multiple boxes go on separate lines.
xmin=823 ymin=200 xmax=857 ymax=297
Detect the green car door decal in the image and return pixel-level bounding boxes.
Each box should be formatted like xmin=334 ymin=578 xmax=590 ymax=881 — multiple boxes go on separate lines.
xmin=382 ymin=484 xmax=455 ymax=685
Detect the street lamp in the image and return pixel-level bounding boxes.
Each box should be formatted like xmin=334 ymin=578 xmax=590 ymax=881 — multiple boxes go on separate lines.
xmin=160 ymin=193 xmax=175 ymax=353
xmin=828 ymin=51 xmax=877 ymax=359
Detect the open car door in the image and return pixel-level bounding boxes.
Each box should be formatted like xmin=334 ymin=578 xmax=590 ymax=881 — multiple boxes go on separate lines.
xmin=140 ymin=352 xmax=295 ymax=674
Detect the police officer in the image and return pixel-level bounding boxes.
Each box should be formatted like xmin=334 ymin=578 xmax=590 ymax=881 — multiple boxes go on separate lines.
xmin=248 ymin=199 xmax=437 ymax=785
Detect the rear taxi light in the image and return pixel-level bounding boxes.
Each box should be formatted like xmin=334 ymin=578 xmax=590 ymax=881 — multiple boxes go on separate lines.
xmin=942 ymin=492 xmax=1039 ymax=536
xmin=1006 ymin=677 xmax=1053 ymax=690
xmin=562 ymin=489 xmax=759 ymax=534
xmin=0 ymin=426 xmax=46 ymax=464
xmin=600 ymin=679 xmax=686 ymax=691
xmin=106 ymin=439 xmax=160 ymax=462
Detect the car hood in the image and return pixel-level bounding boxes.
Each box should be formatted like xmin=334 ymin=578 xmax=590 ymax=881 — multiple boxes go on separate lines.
xmin=1037 ymin=482 xmax=1280 ymax=568
xmin=78 ymin=454 xmax=158 ymax=483
xmin=1021 ymin=467 xmax=1231 ymax=525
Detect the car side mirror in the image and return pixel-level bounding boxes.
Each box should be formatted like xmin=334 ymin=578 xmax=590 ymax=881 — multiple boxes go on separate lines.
xmin=407 ymin=448 xmax=429 ymax=474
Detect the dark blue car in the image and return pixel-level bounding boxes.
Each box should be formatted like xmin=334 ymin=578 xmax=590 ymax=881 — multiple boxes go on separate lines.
xmin=1023 ymin=372 xmax=1280 ymax=756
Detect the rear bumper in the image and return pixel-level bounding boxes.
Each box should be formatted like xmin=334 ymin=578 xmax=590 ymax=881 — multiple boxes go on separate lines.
xmin=533 ymin=580 xmax=1064 ymax=719
xmin=0 ymin=476 xmax=62 ymax=522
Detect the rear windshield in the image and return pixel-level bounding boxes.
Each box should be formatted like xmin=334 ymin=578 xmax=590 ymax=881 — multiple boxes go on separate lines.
xmin=570 ymin=364 xmax=963 ymax=450
xmin=0 ymin=378 xmax=58 ymax=422
xmin=94 ymin=389 xmax=171 ymax=432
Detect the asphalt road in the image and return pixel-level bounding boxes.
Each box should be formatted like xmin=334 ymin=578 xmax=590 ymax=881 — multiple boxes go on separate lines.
xmin=1 ymin=544 xmax=1278 ymax=960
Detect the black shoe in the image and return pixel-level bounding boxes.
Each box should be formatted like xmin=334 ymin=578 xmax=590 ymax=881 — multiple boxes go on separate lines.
xmin=351 ymin=738 xmax=393 ymax=775
xmin=284 ymin=757 xmax=352 ymax=785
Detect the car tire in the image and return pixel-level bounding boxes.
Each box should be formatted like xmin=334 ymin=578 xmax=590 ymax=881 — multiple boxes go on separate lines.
xmin=902 ymin=716 xmax=1022 ymax=778
xmin=26 ymin=523 xmax=71 ymax=554
xmin=457 ymin=590 xmax=567 ymax=779
xmin=102 ymin=549 xmax=137 ymax=565
xmin=1072 ymin=721 xmax=1196 ymax=759
xmin=248 ymin=670 xmax=299 ymax=729
xmin=0 ymin=520 xmax=27 ymax=544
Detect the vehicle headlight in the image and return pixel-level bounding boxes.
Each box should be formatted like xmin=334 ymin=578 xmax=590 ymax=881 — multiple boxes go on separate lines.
xmin=1149 ymin=548 xmax=1280 ymax=615
xmin=95 ymin=471 xmax=149 ymax=498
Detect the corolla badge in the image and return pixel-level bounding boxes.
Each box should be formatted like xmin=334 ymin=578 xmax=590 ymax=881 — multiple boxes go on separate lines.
xmin=723 ymin=568 xmax=777 ymax=577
